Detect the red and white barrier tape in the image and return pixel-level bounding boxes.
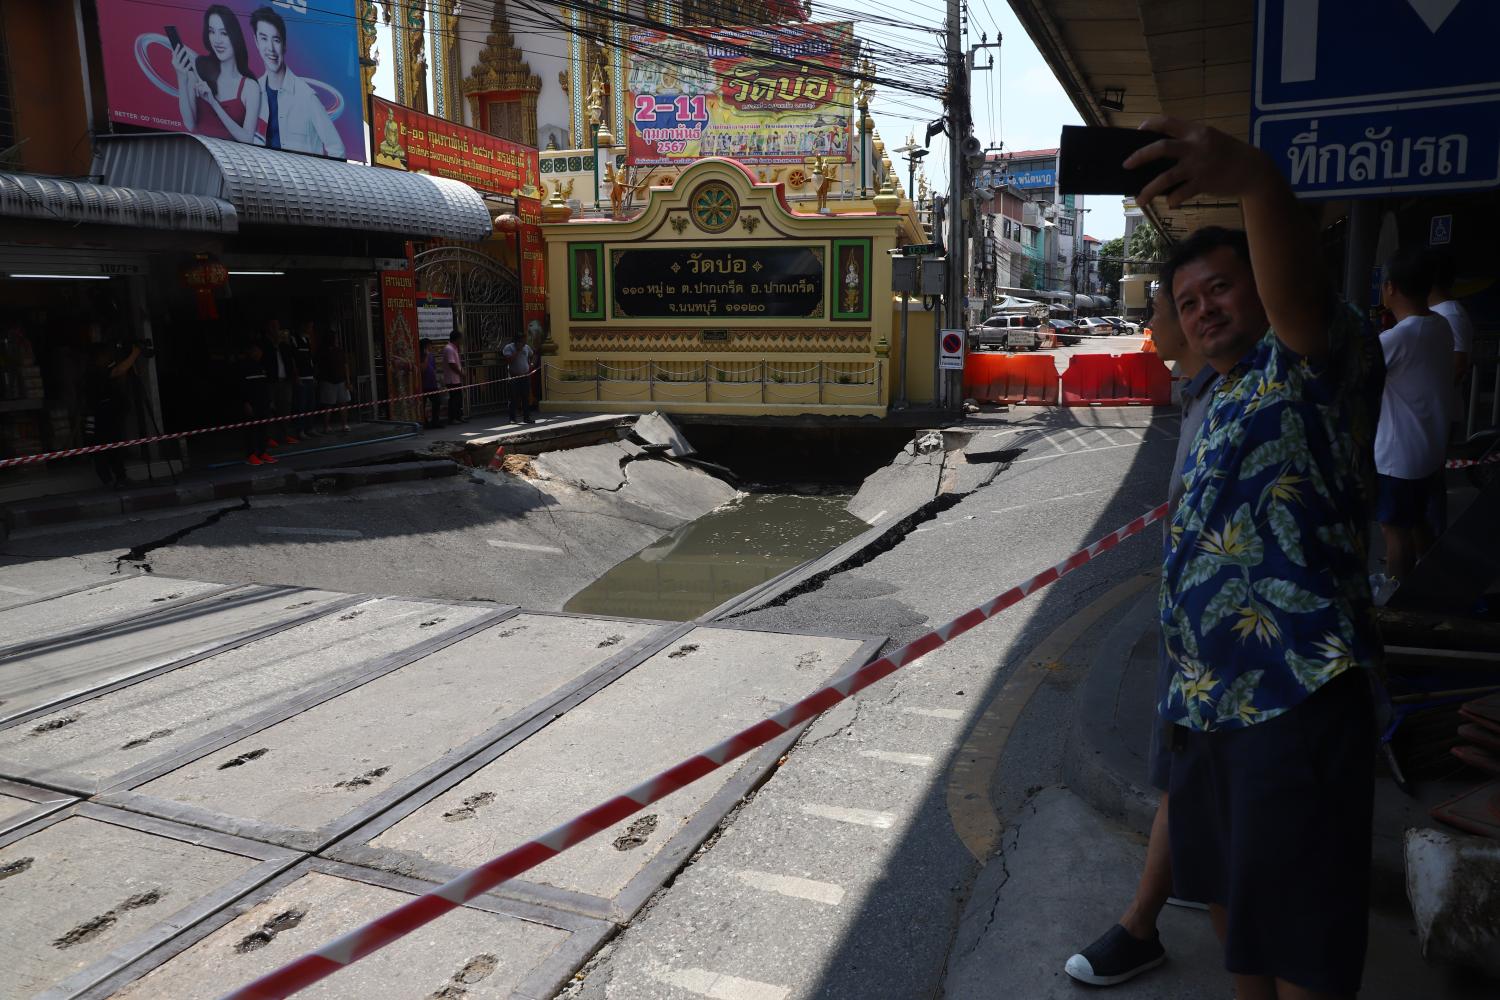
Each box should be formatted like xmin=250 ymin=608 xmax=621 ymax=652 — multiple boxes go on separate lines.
xmin=221 ymin=501 xmax=1168 ymax=1000
xmin=0 ymin=373 xmax=534 ymax=470
xmin=1446 ymin=452 xmax=1500 ymax=470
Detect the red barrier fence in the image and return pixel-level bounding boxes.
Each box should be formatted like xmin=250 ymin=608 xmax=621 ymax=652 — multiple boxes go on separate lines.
xmin=962 ymin=354 xmax=1061 ymax=405
xmin=1060 ymin=353 xmax=1172 ymax=406
xmin=963 ymin=353 xmax=1173 ymax=408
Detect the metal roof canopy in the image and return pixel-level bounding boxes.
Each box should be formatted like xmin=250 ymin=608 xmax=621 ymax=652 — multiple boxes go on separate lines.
xmin=93 ymin=134 xmax=493 ymax=242
xmin=1005 ymin=0 xmax=1251 ymax=242
xmin=0 ymin=171 xmax=236 ymax=234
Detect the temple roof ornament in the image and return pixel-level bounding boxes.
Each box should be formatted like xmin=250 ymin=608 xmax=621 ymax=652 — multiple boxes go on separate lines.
xmin=462 ymin=1 xmax=542 ymax=98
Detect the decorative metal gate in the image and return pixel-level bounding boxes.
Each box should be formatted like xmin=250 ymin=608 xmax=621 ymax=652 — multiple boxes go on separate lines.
xmin=412 ymin=246 xmax=522 ymax=414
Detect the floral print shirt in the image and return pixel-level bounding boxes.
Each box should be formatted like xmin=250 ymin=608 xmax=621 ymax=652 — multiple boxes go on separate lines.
xmin=1160 ymin=308 xmax=1385 ymax=731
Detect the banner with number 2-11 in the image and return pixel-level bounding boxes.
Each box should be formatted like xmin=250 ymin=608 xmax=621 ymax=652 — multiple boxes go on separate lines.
xmin=626 ymin=22 xmax=854 ymax=167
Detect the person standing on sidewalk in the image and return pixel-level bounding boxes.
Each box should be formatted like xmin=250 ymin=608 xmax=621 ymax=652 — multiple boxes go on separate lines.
xmin=315 ymin=333 xmax=351 ymax=434
xmin=1375 ymin=248 xmax=1452 ymax=583
xmin=1066 ymin=286 xmax=1219 ymax=986
xmin=502 ymin=329 xmax=535 ymax=424
xmin=442 ymin=328 xmax=466 ymax=425
xmin=420 ymin=339 xmax=443 ymax=429
xmin=237 ymin=340 xmax=274 ymax=465
xmin=1425 ymin=247 xmax=1473 ymax=389
xmin=261 ymin=319 xmax=300 ymax=447
xmin=1124 ymin=119 xmax=1384 ymax=1000
xmin=290 ymin=319 xmax=319 ymax=437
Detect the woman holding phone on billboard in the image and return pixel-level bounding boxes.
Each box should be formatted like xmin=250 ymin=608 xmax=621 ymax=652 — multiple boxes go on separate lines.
xmin=171 ymin=5 xmax=261 ymax=143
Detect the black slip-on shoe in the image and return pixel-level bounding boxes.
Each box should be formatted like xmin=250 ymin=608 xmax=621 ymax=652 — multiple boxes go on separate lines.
xmin=1064 ymin=924 xmax=1166 ymax=986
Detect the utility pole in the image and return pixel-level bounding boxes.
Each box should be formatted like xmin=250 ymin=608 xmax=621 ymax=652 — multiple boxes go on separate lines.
xmin=943 ymin=0 xmax=969 ymax=409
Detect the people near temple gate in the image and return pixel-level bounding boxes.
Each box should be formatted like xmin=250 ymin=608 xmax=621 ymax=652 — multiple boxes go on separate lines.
xmin=503 ymin=329 xmax=535 ymax=425
xmin=420 ymin=339 xmax=442 ymax=429
xmin=442 ymin=329 xmax=466 ymax=426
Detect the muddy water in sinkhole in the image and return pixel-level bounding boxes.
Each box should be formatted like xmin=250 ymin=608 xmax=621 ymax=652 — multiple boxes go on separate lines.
xmin=563 ymin=492 xmax=868 ymax=621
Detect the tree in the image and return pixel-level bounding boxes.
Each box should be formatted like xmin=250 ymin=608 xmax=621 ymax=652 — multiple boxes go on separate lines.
xmin=1097 ymin=236 xmax=1125 ymax=297
xmin=1128 ymin=221 xmax=1171 ymax=272
xmin=1017 ymin=267 xmax=1036 ymax=291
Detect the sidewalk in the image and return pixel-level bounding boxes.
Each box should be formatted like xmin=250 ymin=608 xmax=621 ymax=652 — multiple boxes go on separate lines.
xmin=0 ymin=411 xmax=618 ymax=536
xmin=944 ymin=590 xmax=1492 ymax=998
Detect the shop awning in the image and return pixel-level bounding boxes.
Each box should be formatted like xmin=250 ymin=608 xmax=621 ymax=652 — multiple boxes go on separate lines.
xmin=0 ymin=170 xmax=237 ymax=233
xmin=94 ymin=134 xmax=492 ymax=242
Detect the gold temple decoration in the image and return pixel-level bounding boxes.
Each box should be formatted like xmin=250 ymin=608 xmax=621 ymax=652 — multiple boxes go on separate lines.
xmin=401 ymin=0 xmax=428 ymax=113
xmin=463 ymin=1 xmax=542 ymax=146
xmin=358 ymin=1 xmax=379 ymax=96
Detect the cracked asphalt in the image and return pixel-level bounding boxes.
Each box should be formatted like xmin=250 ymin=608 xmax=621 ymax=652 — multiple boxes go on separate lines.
xmin=562 ymin=407 xmax=1181 ymax=1000
xmin=3 ymin=453 xmax=735 ymax=612
xmin=2 ymin=407 xmax=1185 ymax=999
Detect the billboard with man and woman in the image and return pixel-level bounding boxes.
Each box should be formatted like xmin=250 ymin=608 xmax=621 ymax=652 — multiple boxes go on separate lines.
xmin=96 ymin=0 xmax=363 ymax=160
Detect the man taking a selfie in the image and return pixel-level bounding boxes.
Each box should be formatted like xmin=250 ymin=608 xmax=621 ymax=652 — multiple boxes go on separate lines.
xmin=1126 ymin=117 xmax=1384 ymax=1000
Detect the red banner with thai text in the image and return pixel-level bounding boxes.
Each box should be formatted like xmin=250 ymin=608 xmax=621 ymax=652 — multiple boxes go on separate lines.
xmin=517 ymin=196 xmax=546 ymax=334
xmin=371 ymin=96 xmax=541 ymax=198
xmin=380 ymin=256 xmax=422 ymax=423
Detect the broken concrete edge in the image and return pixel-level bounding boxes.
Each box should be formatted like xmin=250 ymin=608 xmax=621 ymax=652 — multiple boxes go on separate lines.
xmin=453 ymin=415 xmax=639 ymax=465
xmin=1403 ymin=828 xmax=1500 ymax=977
xmin=1062 ymin=587 xmax=1412 ymax=909
xmin=630 ymin=412 xmax=696 ymax=459
xmin=717 ymin=444 xmax=1010 ymax=621
xmin=0 ymin=461 xmax=460 ymax=532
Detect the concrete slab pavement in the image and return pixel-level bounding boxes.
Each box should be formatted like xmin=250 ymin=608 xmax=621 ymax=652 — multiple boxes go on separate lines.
xmin=0 ymin=597 xmax=499 ymax=794
xmin=0 ymin=556 xmax=114 ymax=612
xmin=0 ymin=585 xmax=352 ymax=728
xmin=0 ymin=574 xmax=227 ymax=656
xmin=113 ymin=613 xmax=661 ymax=851
xmin=0 ymin=804 xmax=295 ymax=1000
xmin=348 ymin=625 xmax=877 ymax=919
xmin=95 ymin=860 xmax=608 ymax=1000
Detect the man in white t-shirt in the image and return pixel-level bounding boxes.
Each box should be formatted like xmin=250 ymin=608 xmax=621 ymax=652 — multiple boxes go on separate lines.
xmin=1425 ymin=248 xmax=1474 ymax=389
xmin=501 ymin=330 xmax=535 ymax=424
xmin=1377 ymin=247 xmax=1453 ymax=582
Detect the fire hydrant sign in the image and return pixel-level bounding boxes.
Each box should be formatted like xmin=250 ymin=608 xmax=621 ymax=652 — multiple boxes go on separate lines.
xmin=940 ymin=329 xmax=966 ymax=371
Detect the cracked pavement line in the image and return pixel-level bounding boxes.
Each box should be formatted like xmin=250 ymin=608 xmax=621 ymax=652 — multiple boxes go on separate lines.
xmin=724 ymin=450 xmax=1022 ymax=618
xmin=114 ymin=498 xmax=251 ymax=573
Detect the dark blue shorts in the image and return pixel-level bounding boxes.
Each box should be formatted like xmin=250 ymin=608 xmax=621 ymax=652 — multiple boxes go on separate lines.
xmin=1376 ymin=471 xmax=1443 ymax=529
xmin=1168 ymin=670 xmax=1375 ymax=994
xmin=1147 ymin=641 xmax=1172 ymax=792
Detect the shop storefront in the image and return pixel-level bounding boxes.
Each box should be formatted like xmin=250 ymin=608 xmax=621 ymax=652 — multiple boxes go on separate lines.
xmin=0 ymin=171 xmax=236 ymax=498
xmin=92 ymin=133 xmax=493 ymax=460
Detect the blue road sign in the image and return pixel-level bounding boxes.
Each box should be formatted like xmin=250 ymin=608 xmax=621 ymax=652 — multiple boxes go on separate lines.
xmin=1252 ymin=0 xmax=1500 ymax=198
xmin=997 ymin=168 xmax=1055 ymax=190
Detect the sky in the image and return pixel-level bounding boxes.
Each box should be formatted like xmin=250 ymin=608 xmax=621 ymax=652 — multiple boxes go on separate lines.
xmin=838 ymin=0 xmax=1127 ymax=242
xmin=370 ymin=1 xmax=1124 ymax=241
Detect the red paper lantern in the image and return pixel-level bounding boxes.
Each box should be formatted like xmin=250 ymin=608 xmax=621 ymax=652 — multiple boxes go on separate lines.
xmin=182 ymin=256 xmax=229 ymax=319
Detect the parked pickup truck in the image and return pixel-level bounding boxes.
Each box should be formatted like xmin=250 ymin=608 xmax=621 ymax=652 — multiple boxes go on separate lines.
xmin=970 ymin=314 xmax=1042 ymax=352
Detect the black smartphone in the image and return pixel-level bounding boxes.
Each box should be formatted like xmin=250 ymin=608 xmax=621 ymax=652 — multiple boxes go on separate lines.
xmin=164 ymin=24 xmax=183 ymax=50
xmin=1057 ymin=125 xmax=1174 ymax=196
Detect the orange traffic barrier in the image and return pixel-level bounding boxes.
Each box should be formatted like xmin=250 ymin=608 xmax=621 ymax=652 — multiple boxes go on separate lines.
xmin=963 ymin=353 xmax=1061 ymax=405
xmin=1060 ymin=353 xmax=1173 ymax=406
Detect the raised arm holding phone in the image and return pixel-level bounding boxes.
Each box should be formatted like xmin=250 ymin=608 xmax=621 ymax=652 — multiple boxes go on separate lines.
xmin=1094 ymin=119 xmax=1384 ymax=1000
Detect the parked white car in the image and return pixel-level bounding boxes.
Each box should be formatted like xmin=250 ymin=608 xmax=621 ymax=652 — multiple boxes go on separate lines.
xmin=970 ymin=315 xmax=1043 ymax=351
xmin=1101 ymin=315 xmax=1141 ymax=336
